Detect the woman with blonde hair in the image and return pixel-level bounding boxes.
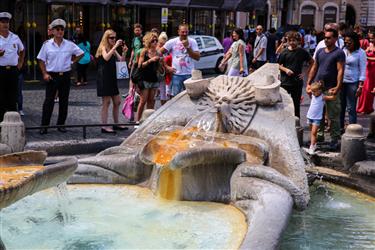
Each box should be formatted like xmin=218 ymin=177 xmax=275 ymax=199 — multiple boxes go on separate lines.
xmin=156 ymin=31 xmax=170 ymax=105
xmin=96 ymin=29 xmax=128 ymax=133
xmin=136 ymin=32 xmax=167 ymax=121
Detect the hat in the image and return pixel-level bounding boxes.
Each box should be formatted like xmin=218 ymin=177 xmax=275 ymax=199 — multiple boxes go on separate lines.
xmin=50 ymin=19 xmax=66 ymax=29
xmin=0 ymin=12 xmax=12 ymax=20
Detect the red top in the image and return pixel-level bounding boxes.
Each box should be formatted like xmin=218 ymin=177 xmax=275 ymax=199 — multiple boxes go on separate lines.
xmin=164 ymin=54 xmax=172 ymax=85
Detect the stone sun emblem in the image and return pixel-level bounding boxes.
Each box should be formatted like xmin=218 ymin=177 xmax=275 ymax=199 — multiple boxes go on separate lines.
xmin=197 ymin=76 xmax=257 ymax=134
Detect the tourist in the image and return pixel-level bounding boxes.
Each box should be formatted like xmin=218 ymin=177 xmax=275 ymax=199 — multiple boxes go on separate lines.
xmin=354 ymin=24 xmax=369 ymax=50
xmin=128 ymin=23 xmax=143 ymax=92
xmin=252 ymin=25 xmax=267 ymax=69
xmin=304 ymin=29 xmax=317 ymax=55
xmin=37 ymin=19 xmax=83 ymax=134
xmin=340 ymin=31 xmax=366 ymax=130
xmin=313 ymin=23 xmax=344 ymax=59
xmin=76 ymin=34 xmax=91 ymax=86
xmin=156 ymin=31 xmax=169 ymax=105
xmin=0 ymin=12 xmax=25 ymax=122
xmin=307 ymin=81 xmax=336 ymax=154
xmin=265 ymin=28 xmax=278 ymax=63
xmin=278 ymin=31 xmax=314 ymax=118
xmin=357 ymin=30 xmax=375 ymax=114
xmin=306 ymin=28 xmax=346 ymax=150
xmin=219 ymin=28 xmax=248 ymax=77
xmin=136 ymin=32 xmax=169 ymax=121
xmin=159 ymin=23 xmax=200 ymax=97
xmin=222 ymin=31 xmax=232 ymax=54
xmin=95 ymin=29 xmax=128 ymax=133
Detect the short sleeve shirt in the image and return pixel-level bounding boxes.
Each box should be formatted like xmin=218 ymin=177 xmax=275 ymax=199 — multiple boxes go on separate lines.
xmin=163 ymin=37 xmax=199 ymax=75
xmin=0 ymin=31 xmax=24 ymax=66
xmin=132 ymin=36 xmax=142 ymax=63
xmin=253 ymin=34 xmax=267 ymax=61
xmin=37 ymin=38 xmax=83 ymax=72
xmin=278 ymin=47 xmax=312 ymax=86
xmin=315 ymin=47 xmax=346 ymax=89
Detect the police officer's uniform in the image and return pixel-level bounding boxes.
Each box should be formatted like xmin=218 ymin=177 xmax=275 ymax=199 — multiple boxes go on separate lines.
xmin=37 ymin=19 xmax=83 ymax=133
xmin=0 ymin=12 xmax=24 ymax=121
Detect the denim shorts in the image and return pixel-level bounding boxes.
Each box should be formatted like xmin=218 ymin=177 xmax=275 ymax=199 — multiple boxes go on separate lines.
xmin=307 ymin=118 xmax=321 ymax=126
xmin=171 ymin=74 xmax=191 ymax=97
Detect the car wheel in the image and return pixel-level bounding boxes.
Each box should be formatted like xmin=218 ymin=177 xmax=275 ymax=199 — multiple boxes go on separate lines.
xmin=215 ymin=57 xmax=226 ymax=74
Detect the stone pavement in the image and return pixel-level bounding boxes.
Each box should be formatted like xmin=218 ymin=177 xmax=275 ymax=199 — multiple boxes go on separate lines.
xmin=19 ymin=71 xmax=375 ymax=158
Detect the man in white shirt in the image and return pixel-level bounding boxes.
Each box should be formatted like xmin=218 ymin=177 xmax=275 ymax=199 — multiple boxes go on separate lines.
xmin=252 ymin=25 xmax=268 ymax=70
xmin=313 ymin=23 xmax=344 ymax=59
xmin=0 ymin=12 xmax=24 ymax=122
xmin=37 ymin=19 xmax=83 ymax=134
xmin=159 ymin=24 xmax=200 ymax=97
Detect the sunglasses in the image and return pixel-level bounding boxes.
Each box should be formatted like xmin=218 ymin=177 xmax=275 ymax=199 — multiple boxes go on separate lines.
xmin=55 ymin=27 xmax=65 ymax=31
xmin=0 ymin=19 xmax=10 ymax=23
xmin=108 ymin=36 xmax=116 ymax=40
xmin=151 ymin=39 xmax=158 ymax=43
xmin=324 ymin=36 xmax=333 ymax=40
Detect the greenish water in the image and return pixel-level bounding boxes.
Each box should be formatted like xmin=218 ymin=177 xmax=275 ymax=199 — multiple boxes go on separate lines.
xmin=281 ymin=182 xmax=375 ymax=250
xmin=0 ymin=184 xmax=246 ymax=249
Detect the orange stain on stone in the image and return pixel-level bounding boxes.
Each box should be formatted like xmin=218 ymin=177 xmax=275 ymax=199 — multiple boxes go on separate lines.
xmin=0 ymin=166 xmax=44 ymax=189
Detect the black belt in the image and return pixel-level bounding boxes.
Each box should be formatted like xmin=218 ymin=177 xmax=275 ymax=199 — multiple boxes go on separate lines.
xmin=48 ymin=71 xmax=70 ymax=76
xmin=0 ymin=66 xmax=17 ymax=70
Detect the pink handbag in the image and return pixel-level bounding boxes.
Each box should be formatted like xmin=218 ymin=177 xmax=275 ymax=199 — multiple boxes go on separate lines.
xmin=122 ymin=87 xmax=135 ymax=120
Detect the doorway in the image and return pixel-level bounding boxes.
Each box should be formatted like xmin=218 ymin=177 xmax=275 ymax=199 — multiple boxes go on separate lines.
xmin=345 ymin=5 xmax=356 ymax=28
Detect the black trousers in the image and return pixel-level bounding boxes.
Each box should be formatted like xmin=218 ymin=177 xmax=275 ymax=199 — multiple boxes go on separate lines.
xmin=41 ymin=72 xmax=71 ymax=126
xmin=0 ymin=66 xmax=19 ymax=122
xmin=281 ymin=83 xmax=303 ymax=118
xmin=253 ymin=60 xmax=266 ymax=70
xmin=76 ymin=63 xmax=88 ymax=82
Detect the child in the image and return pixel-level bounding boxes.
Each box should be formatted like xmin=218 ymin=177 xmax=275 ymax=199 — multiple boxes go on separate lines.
xmin=307 ymin=82 xmax=336 ymax=154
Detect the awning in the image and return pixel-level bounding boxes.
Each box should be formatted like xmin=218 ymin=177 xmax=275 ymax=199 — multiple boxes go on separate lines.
xmin=236 ymin=0 xmax=266 ymax=11
xmin=45 ymin=0 xmax=126 ymax=4
xmin=188 ymin=0 xmax=224 ymax=9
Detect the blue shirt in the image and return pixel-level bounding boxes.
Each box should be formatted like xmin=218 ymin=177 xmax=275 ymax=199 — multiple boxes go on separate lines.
xmin=343 ymin=48 xmax=366 ymax=83
xmin=77 ymin=41 xmax=91 ymax=65
xmin=315 ymin=47 xmax=346 ymax=89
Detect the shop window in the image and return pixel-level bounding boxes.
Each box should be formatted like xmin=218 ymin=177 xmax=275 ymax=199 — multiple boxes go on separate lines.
xmin=300 ymin=5 xmax=315 ymax=29
xmin=202 ymin=37 xmax=216 ymax=48
xmin=324 ymin=6 xmax=337 ymax=25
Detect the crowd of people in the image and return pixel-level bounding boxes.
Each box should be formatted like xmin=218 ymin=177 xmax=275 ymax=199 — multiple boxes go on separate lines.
xmin=1 ymin=10 xmax=375 ymax=154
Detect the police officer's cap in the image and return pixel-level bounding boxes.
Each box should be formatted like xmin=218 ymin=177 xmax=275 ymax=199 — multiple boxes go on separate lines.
xmin=0 ymin=12 xmax=12 ymax=20
xmin=50 ymin=19 xmax=66 ymax=29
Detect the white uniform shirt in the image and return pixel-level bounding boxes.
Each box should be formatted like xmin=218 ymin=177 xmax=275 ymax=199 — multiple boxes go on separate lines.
xmin=37 ymin=38 xmax=83 ymax=72
xmin=253 ymin=34 xmax=267 ymax=61
xmin=0 ymin=31 xmax=24 ymax=66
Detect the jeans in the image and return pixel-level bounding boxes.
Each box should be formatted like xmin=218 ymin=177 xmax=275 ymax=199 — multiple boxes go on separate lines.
xmin=340 ymin=82 xmax=358 ymax=128
xmin=171 ymin=74 xmax=191 ymax=97
xmin=317 ymin=90 xmax=341 ymax=141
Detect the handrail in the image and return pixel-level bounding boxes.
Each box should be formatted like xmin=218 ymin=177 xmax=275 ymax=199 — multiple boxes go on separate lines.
xmin=25 ymin=123 xmax=137 ymax=139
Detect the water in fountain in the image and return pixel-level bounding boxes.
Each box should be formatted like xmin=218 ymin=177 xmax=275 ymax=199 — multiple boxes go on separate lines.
xmin=281 ymin=182 xmax=375 ymax=249
xmin=1 ymin=185 xmax=247 ymax=249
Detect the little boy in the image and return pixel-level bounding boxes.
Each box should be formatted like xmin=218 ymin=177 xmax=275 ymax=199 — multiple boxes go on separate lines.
xmin=307 ymin=82 xmax=336 ymax=154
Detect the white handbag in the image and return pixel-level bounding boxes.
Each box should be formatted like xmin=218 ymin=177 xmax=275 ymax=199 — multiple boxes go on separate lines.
xmin=116 ymin=61 xmax=129 ymax=79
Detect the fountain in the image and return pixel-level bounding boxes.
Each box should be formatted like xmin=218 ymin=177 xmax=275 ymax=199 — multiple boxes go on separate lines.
xmin=2 ymin=64 xmax=373 ymax=249
xmin=68 ymin=64 xmax=309 ymax=249
xmin=0 ymin=150 xmax=78 ymax=248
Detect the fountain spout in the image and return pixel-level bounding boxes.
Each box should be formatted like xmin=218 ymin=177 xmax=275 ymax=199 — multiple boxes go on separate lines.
xmin=214 ymin=105 xmax=230 ymax=133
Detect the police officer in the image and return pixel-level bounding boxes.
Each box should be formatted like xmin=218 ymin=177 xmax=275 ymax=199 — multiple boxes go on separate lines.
xmin=37 ymin=19 xmax=83 ymax=134
xmin=0 ymin=12 xmax=25 ymax=122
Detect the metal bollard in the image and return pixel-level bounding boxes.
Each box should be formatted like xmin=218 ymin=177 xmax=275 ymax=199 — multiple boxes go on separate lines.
xmin=341 ymin=124 xmax=367 ymax=170
xmin=0 ymin=112 xmax=26 ymax=153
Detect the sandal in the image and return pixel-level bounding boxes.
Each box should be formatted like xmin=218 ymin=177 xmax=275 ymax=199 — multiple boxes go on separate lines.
xmin=101 ymin=127 xmax=116 ymax=134
xmin=76 ymin=82 xmax=82 ymax=86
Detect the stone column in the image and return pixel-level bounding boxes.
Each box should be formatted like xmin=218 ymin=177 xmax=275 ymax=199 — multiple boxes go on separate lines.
xmin=0 ymin=112 xmax=26 ymax=153
xmin=341 ymin=124 xmax=367 ymax=170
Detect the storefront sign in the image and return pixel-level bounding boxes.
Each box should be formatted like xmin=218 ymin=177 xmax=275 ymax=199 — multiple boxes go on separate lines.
xmin=161 ymin=8 xmax=168 ymax=24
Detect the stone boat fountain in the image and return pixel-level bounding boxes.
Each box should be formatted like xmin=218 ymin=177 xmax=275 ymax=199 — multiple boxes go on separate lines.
xmin=0 ymin=150 xmax=78 ymax=248
xmin=69 ymin=64 xmax=310 ymax=249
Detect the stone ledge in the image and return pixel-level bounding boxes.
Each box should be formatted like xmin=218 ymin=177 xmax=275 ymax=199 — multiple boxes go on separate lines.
xmin=351 ymin=161 xmax=375 ymax=177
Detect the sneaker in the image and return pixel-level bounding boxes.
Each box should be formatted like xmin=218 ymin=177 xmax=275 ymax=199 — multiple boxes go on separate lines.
xmin=329 ymin=140 xmax=339 ymax=151
xmin=19 ymin=110 xmax=25 ymax=116
xmin=308 ymin=144 xmax=317 ymax=155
